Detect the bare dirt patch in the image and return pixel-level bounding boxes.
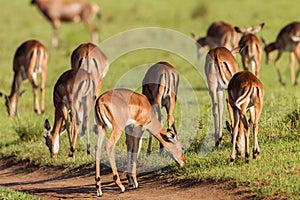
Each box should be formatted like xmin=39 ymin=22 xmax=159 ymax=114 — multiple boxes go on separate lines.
xmin=0 ymin=158 xmax=257 ymax=200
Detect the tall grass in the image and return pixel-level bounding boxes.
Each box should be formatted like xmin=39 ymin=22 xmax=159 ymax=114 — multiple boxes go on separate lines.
xmin=0 ymin=0 xmax=299 ymax=199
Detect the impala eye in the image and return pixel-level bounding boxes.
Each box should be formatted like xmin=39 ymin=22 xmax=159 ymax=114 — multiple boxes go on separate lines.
xmin=181 ymin=147 xmax=185 ymax=152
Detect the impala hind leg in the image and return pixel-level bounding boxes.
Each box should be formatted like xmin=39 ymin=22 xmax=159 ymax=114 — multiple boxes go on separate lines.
xmin=250 ymin=106 xmax=261 ymax=159
xmin=106 ymin=128 xmax=125 ymax=193
xmin=216 ymin=89 xmax=224 ymax=146
xmin=82 ymin=97 xmax=92 ymax=155
xmin=94 ymin=124 xmax=105 ymax=197
xmin=208 ymin=86 xmax=220 ymax=147
xmin=27 ymin=50 xmax=41 ymax=114
xmin=230 ymin=110 xmax=240 ymax=164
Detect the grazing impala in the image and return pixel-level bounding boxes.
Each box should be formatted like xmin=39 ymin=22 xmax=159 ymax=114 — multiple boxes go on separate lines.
xmin=192 ymin=21 xmax=240 ymax=58
xmin=71 ymin=42 xmax=109 ymax=97
xmin=0 ymin=40 xmax=48 ymax=116
xmin=205 ymin=47 xmax=239 ymax=147
xmin=142 ymin=61 xmax=179 ymax=155
xmin=262 ymin=22 xmax=300 ymax=85
xmin=44 ymin=68 xmax=95 ymax=158
xmin=235 ymin=23 xmax=264 ymax=77
xmin=226 ymin=71 xmax=264 ymax=164
xmin=31 ymin=0 xmax=100 ymax=47
xmin=94 ymin=88 xmax=186 ymax=197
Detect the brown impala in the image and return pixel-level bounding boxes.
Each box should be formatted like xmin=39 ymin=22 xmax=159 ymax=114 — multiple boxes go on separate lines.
xmin=235 ymin=23 xmax=264 ymax=78
xmin=44 ymin=68 xmax=95 ymax=158
xmin=205 ymin=47 xmax=239 ymax=147
xmin=71 ymin=42 xmax=109 ymax=97
xmin=262 ymin=21 xmax=300 ymax=85
xmin=226 ymin=71 xmax=264 ymax=164
xmin=31 ymin=0 xmax=100 ymax=47
xmin=94 ymin=88 xmax=186 ymax=197
xmin=192 ymin=21 xmax=240 ymax=58
xmin=0 ymin=40 xmax=48 ymax=116
xmin=142 ymin=61 xmax=179 ymax=155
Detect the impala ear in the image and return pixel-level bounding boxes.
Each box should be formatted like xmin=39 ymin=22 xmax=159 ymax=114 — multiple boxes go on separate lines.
xmin=0 ymin=92 xmax=8 ymax=99
xmin=191 ymin=32 xmax=197 ymax=40
xmin=44 ymin=119 xmax=51 ymax=135
xmin=166 ymin=129 xmax=177 ymax=141
xmin=251 ymin=22 xmax=265 ymax=33
xmin=234 ymin=26 xmax=243 ymax=34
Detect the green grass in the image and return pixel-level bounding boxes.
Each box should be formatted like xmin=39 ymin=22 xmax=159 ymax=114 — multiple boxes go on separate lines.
xmin=0 ymin=187 xmax=39 ymax=200
xmin=0 ymin=0 xmax=300 ymax=199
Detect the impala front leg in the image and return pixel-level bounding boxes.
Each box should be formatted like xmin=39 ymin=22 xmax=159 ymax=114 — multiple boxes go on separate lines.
xmin=274 ymin=52 xmax=284 ymax=85
xmin=126 ymin=126 xmax=143 ymax=188
xmin=52 ymin=20 xmax=60 ymax=47
xmin=40 ymin=60 xmax=47 ymax=113
xmin=289 ymin=52 xmax=295 ymax=85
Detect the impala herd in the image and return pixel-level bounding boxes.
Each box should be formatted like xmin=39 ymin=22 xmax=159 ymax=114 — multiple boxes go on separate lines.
xmin=2 ymin=1 xmax=300 ymax=197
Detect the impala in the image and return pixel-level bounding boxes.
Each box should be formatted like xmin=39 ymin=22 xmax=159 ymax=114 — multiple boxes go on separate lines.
xmin=262 ymin=21 xmax=300 ymax=85
xmin=205 ymin=47 xmax=239 ymax=147
xmin=0 ymin=40 xmax=48 ymax=116
xmin=71 ymin=42 xmax=109 ymax=97
xmin=142 ymin=61 xmax=179 ymax=155
xmin=192 ymin=21 xmax=240 ymax=58
xmin=235 ymin=23 xmax=264 ymax=77
xmin=226 ymin=71 xmax=264 ymax=164
xmin=94 ymin=88 xmax=186 ymax=197
xmin=44 ymin=68 xmax=95 ymax=158
xmin=31 ymin=0 xmax=100 ymax=47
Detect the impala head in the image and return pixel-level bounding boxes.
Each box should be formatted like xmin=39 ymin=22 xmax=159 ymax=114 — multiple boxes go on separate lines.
xmin=226 ymin=121 xmax=245 ymax=156
xmin=234 ymin=23 xmax=265 ymax=35
xmin=44 ymin=119 xmax=59 ymax=158
xmin=191 ymin=33 xmax=206 ymax=59
xmin=160 ymin=129 xmax=186 ymax=167
xmin=0 ymin=90 xmax=25 ymax=116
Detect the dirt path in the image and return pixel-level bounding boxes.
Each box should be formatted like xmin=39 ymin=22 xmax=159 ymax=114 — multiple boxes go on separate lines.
xmin=0 ymin=158 xmax=256 ymax=200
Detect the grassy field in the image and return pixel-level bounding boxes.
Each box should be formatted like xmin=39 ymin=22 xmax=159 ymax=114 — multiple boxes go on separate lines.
xmin=0 ymin=0 xmax=299 ymax=199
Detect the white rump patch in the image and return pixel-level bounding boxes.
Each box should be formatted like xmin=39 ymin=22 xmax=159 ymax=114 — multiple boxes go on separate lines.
xmin=102 ymin=112 xmax=113 ymax=130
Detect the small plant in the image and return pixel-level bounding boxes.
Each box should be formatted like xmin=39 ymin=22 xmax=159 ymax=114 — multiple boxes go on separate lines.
xmin=13 ymin=119 xmax=43 ymax=142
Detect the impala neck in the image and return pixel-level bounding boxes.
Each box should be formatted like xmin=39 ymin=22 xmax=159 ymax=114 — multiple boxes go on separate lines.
xmin=33 ymin=0 xmax=47 ymax=13
xmin=265 ymin=42 xmax=277 ymax=54
xmin=7 ymin=73 xmax=22 ymax=115
xmin=196 ymin=37 xmax=207 ymax=48
xmin=145 ymin=117 xmax=170 ymax=148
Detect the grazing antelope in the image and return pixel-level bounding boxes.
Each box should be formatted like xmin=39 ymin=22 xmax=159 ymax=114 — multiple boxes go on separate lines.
xmin=192 ymin=21 xmax=240 ymax=58
xmin=205 ymin=47 xmax=239 ymax=147
xmin=44 ymin=68 xmax=95 ymax=158
xmin=0 ymin=40 xmax=48 ymax=116
xmin=235 ymin=23 xmax=264 ymax=77
xmin=71 ymin=42 xmax=109 ymax=97
xmin=262 ymin=21 xmax=300 ymax=85
xmin=94 ymin=88 xmax=186 ymax=197
xmin=31 ymin=0 xmax=100 ymax=47
xmin=226 ymin=71 xmax=264 ymax=164
xmin=142 ymin=61 xmax=179 ymax=155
